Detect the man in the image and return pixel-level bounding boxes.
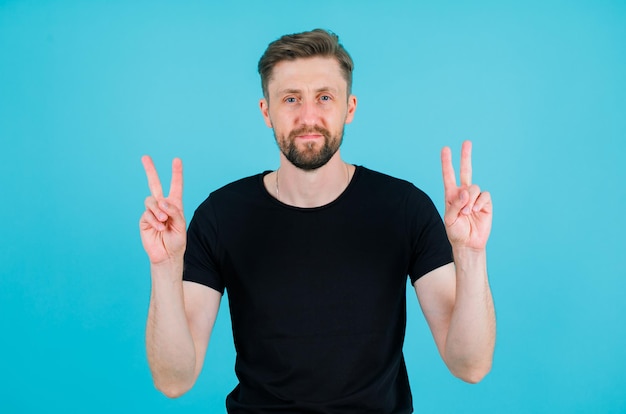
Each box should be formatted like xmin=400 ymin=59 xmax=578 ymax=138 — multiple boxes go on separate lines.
xmin=140 ymin=29 xmax=495 ymax=413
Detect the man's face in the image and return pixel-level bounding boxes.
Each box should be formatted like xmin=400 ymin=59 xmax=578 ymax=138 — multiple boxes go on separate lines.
xmin=260 ymin=56 xmax=357 ymax=170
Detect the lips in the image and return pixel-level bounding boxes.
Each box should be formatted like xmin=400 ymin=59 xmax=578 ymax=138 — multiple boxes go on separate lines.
xmin=296 ymin=134 xmax=323 ymax=139
xmin=288 ymin=126 xmax=330 ymax=141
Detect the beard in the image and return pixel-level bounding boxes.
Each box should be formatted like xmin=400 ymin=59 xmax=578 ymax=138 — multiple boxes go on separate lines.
xmin=275 ymin=124 xmax=344 ymax=171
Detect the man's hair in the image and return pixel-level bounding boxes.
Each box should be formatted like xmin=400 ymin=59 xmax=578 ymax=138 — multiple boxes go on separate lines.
xmin=258 ymin=29 xmax=354 ymax=100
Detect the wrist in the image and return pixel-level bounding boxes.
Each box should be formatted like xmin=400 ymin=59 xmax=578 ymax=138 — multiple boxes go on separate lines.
xmin=150 ymin=257 xmax=184 ymax=283
xmin=452 ymin=246 xmax=487 ymax=272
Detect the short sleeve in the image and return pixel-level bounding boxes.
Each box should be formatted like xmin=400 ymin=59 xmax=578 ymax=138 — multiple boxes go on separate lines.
xmin=406 ymin=186 xmax=453 ymax=284
xmin=183 ymin=197 xmax=225 ymax=294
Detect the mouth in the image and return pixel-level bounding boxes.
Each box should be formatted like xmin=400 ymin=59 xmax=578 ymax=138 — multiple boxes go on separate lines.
xmin=296 ymin=133 xmax=323 ymax=140
xmin=289 ymin=125 xmax=330 ymax=142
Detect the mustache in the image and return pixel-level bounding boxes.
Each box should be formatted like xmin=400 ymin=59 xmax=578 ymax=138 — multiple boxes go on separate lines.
xmin=288 ymin=125 xmax=331 ymax=140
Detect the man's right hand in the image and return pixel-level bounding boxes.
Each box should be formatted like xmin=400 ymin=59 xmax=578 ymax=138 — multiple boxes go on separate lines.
xmin=139 ymin=156 xmax=187 ymax=265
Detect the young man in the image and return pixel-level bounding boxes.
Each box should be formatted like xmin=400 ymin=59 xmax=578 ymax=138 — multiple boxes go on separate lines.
xmin=140 ymin=29 xmax=495 ymax=413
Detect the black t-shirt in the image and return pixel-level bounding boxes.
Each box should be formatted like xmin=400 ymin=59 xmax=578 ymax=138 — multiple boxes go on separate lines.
xmin=184 ymin=166 xmax=453 ymax=413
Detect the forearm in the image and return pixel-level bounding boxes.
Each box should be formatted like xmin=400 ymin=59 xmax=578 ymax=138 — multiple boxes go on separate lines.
xmin=444 ymin=247 xmax=495 ymax=383
xmin=146 ymin=259 xmax=196 ymax=397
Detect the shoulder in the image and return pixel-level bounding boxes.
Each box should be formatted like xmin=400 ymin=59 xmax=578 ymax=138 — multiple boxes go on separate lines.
xmin=213 ymin=172 xmax=267 ymax=197
xmin=193 ymin=172 xmax=270 ymax=217
xmin=355 ymin=166 xmax=431 ymax=202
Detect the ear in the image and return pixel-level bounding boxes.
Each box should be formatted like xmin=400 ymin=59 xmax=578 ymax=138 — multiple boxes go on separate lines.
xmin=344 ymin=94 xmax=357 ymax=125
xmin=259 ymin=98 xmax=273 ymax=128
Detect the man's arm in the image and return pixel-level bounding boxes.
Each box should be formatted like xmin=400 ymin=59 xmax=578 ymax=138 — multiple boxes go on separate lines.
xmin=140 ymin=156 xmax=221 ymax=397
xmin=146 ymin=268 xmax=221 ymax=397
xmin=414 ymin=258 xmax=495 ymax=383
xmin=413 ymin=141 xmax=495 ymax=383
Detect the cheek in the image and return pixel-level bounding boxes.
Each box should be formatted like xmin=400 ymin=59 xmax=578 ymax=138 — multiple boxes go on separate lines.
xmin=269 ymin=112 xmax=295 ymax=131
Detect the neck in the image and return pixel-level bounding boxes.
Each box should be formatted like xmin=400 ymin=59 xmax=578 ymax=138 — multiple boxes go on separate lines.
xmin=267 ymin=151 xmax=353 ymax=208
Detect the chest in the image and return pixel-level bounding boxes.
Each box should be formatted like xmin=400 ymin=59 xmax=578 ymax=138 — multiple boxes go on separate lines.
xmin=218 ymin=204 xmax=411 ymax=339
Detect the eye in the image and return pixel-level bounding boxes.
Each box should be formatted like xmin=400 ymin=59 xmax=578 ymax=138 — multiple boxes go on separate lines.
xmin=320 ymin=95 xmax=332 ymax=102
xmin=285 ymin=97 xmax=297 ymax=103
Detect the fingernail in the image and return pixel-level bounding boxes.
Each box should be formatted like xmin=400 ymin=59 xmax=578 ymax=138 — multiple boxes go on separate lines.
xmin=462 ymin=207 xmax=471 ymax=215
xmin=160 ymin=201 xmax=169 ymax=210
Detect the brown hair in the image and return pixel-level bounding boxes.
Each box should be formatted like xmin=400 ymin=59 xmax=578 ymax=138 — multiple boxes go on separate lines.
xmin=258 ymin=29 xmax=354 ymax=100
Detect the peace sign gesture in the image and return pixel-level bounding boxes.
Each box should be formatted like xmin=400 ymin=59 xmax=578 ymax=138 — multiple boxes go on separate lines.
xmin=139 ymin=156 xmax=187 ymax=265
xmin=441 ymin=141 xmax=492 ymax=250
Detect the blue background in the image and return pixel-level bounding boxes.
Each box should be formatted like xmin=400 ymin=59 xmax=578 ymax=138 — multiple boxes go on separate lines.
xmin=1 ymin=0 xmax=625 ymax=412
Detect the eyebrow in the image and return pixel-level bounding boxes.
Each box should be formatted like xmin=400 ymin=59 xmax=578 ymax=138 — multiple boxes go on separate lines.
xmin=278 ymin=87 xmax=338 ymax=95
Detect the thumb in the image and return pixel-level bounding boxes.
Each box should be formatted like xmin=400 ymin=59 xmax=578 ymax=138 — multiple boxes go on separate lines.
xmin=159 ymin=200 xmax=186 ymax=231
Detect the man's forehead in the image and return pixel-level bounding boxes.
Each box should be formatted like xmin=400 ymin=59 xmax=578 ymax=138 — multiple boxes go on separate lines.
xmin=267 ymin=57 xmax=346 ymax=92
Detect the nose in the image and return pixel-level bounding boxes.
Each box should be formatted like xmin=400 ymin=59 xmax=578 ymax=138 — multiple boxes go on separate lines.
xmin=298 ymin=100 xmax=319 ymax=126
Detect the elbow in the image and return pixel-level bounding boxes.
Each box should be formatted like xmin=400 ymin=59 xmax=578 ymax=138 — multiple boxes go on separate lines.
xmin=148 ymin=360 xmax=197 ymax=398
xmin=450 ymin=361 xmax=492 ymax=384
xmin=444 ymin=340 xmax=495 ymax=384
xmin=154 ymin=379 xmax=194 ymax=399
xmin=160 ymin=386 xmax=188 ymax=399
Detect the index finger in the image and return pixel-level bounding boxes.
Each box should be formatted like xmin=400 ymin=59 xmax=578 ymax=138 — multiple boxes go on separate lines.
xmin=141 ymin=155 xmax=164 ymax=199
xmin=441 ymin=146 xmax=457 ymax=194
xmin=459 ymin=140 xmax=472 ymax=187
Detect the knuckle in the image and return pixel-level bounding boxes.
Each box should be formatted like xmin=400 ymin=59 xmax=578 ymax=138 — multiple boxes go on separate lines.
xmin=144 ymin=196 xmax=156 ymax=208
xmin=142 ymin=211 xmax=156 ymax=224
